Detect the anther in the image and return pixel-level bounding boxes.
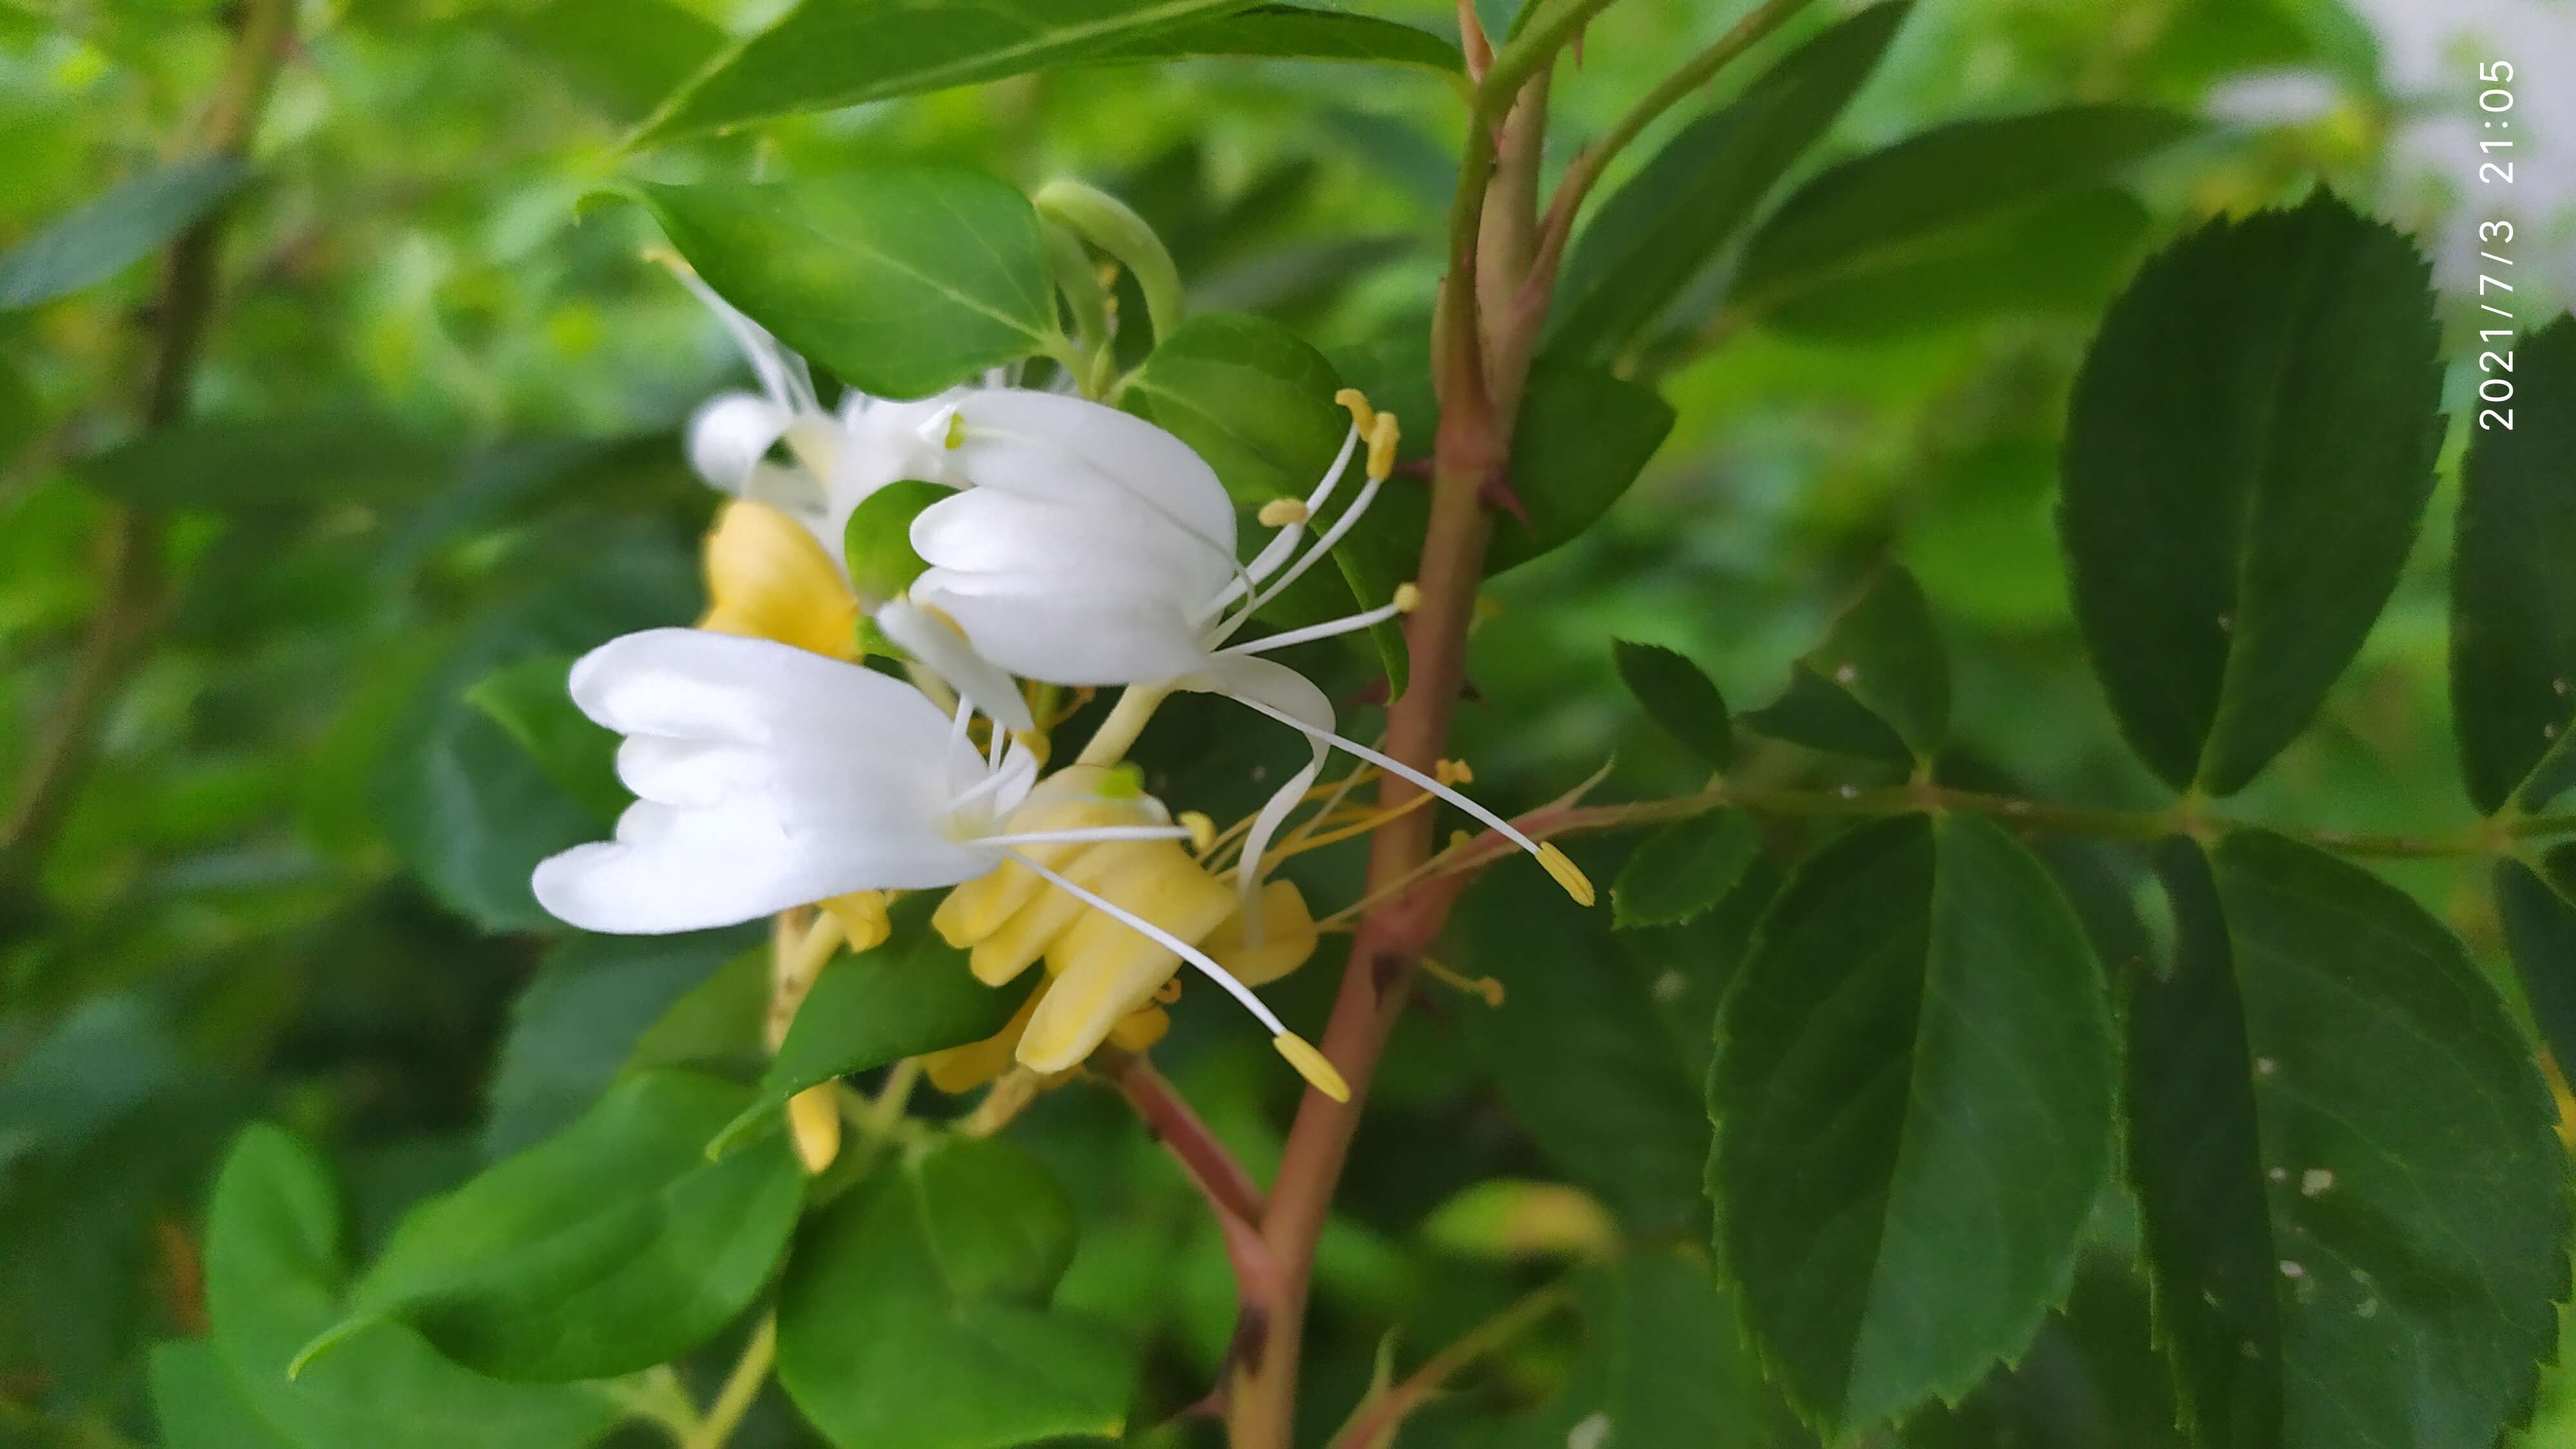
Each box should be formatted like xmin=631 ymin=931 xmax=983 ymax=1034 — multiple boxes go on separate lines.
xmin=1536 ymin=844 xmax=1596 ymax=907
xmin=1273 ymin=1032 xmax=1351 ymax=1101
xmin=1435 ymin=758 xmax=1474 ymax=786
xmin=1335 ymin=388 xmax=1377 ymax=437
xmin=1259 ymin=497 xmax=1311 ymax=527
xmin=1393 ymin=582 xmax=1421 ymax=613
xmin=1367 ymin=413 xmax=1401 ymax=480
xmin=1179 ymin=810 xmax=1217 ymax=854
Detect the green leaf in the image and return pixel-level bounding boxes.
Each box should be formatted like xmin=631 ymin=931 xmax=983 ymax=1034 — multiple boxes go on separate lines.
xmin=1459 ymin=1249 xmax=1786 ymax=1449
xmin=709 ymin=897 xmax=1036 ymax=1158
xmin=1757 ymin=184 xmax=2151 ymax=340
xmin=775 ymin=1135 xmax=1136 ymax=1448
xmin=2452 ymin=315 xmax=2576 ymax=814
xmin=1124 ymin=311 xmax=1410 ymax=689
xmin=484 ymin=928 xmax=763 ymax=1157
xmin=151 ymin=1340 xmax=300 ymax=1449
xmin=1611 ymin=639 xmax=1732 ymax=766
xmin=1460 ymin=857 xmax=1710 ymax=1233
xmin=1333 ymin=339 xmax=1675 ymax=576
xmin=637 ymin=0 xmax=1262 ymax=144
xmin=1548 ymin=1 xmax=1908 ymax=361
xmin=2125 ymin=833 xmax=2568 ymax=1449
xmin=72 ymin=415 xmax=454 ymax=513
xmin=2060 ymin=192 xmax=2443 ymax=795
xmin=493 ymin=0 xmax=726 ymax=122
xmin=2497 ymin=858 xmax=2576 ymax=1081
xmin=633 ymin=167 xmax=1057 ymax=400
xmin=1741 ymin=566 xmax=1949 ymax=764
xmin=200 ymin=1127 xmax=620 ymax=1449
xmin=1728 ymin=105 xmax=2197 ymax=326
xmin=0 ymin=155 xmax=246 ymax=311
xmin=1613 ymin=810 xmax=1759 ymax=929
xmin=842 ymin=478 xmax=949 ymax=603
xmin=297 ymin=1072 xmax=802 ymax=1383
xmin=1090 ymin=4 xmax=1461 ymax=71
xmin=372 ymin=534 xmax=699 ymax=933
xmin=465 ymin=654 xmax=625 ymax=824
xmin=0 ymin=994 xmax=179 ymax=1175
xmin=1709 ymin=813 xmax=2116 ymax=1439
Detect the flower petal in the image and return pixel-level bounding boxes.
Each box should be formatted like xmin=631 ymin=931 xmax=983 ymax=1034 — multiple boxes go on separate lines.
xmin=687 ymin=393 xmax=791 ymax=492
xmin=953 ymin=390 xmax=1235 ymax=556
xmin=911 ymin=573 xmax=1211 ymax=686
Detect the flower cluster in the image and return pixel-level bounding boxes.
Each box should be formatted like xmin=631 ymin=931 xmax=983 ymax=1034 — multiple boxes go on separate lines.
xmin=530 ymin=279 xmax=1589 ymax=1100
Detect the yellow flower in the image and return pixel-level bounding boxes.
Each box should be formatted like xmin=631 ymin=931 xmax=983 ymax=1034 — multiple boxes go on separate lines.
xmin=923 ymin=766 xmax=1328 ymax=1093
xmin=697 ymin=498 xmax=857 ymax=659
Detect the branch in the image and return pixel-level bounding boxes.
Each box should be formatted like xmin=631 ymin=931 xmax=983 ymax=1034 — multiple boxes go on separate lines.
xmin=0 ymin=0 xmax=293 ymax=897
xmin=1103 ymin=1050 xmax=1266 ymax=1227
xmin=1331 ymin=1283 xmax=1575 ymax=1449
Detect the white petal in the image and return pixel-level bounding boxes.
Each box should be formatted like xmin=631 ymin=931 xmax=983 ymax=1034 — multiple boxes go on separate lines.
xmin=875 ymin=600 xmax=1036 ymax=732
xmin=953 ymin=390 xmax=1236 ymax=554
xmin=687 ymin=393 xmax=791 ymax=492
xmin=910 ymin=489 xmax=1227 ymax=603
xmin=567 ymin=627 xmax=954 ymax=757
xmin=911 ymin=574 xmax=1213 ymax=686
xmin=533 ymin=804 xmax=996 ymax=934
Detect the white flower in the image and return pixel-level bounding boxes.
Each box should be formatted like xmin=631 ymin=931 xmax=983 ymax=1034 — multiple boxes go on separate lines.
xmin=529 ymin=627 xmax=1347 ymax=1092
xmin=901 ymin=390 xmax=1593 ymax=907
xmin=670 ymin=265 xmax=970 ymax=564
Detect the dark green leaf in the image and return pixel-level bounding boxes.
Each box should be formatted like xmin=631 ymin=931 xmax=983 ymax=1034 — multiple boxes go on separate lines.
xmin=1549 ymin=1 xmax=1908 ymax=361
xmin=73 ymin=415 xmax=454 ymax=512
xmin=0 ymin=155 xmax=245 ymax=310
xmin=842 ymin=478 xmax=949 ymax=603
xmin=465 ymin=654 xmax=626 ymax=824
xmin=1086 ymin=4 xmax=1461 ymax=71
xmin=1124 ymin=311 xmax=1409 ymax=688
xmin=1611 ymin=639 xmax=1732 ymax=766
xmin=1758 ymin=184 xmax=2151 ymax=340
xmin=201 ymin=1127 xmax=620 ymax=1448
xmin=1333 ymin=339 xmax=1674 ymax=576
xmin=1741 ymin=566 xmax=1949 ymax=763
xmin=1459 ymin=1249 xmax=1786 ymax=1449
xmin=493 ymin=0 xmax=727 ymax=122
xmin=709 ymin=898 xmax=1035 ymax=1158
xmin=633 ymin=168 xmax=1056 ymax=400
xmin=151 ymin=1340 xmax=299 ymax=1449
xmin=2126 ymin=833 xmax=2568 ymax=1449
xmin=2060 ymin=193 xmax=2443 ymax=795
xmin=2496 ymin=857 xmax=2576 ymax=1104
xmin=1461 ymin=855 xmax=1709 ymax=1233
xmin=1730 ymin=106 xmax=2196 ymax=325
xmin=1710 ymin=813 xmax=2115 ymax=1439
xmin=775 ymin=1135 xmax=1135 ymax=1448
xmin=637 ymin=0 xmax=1262 ymax=144
xmin=0 ymin=995 xmax=178 ymax=1175
xmin=2451 ymin=315 xmax=2576 ymax=813
xmin=298 ymin=1072 xmax=803 ymax=1382
xmin=1902 ymin=1258 xmax=2186 ymax=1449
xmin=484 ymin=929 xmax=763 ymax=1157
xmin=1613 ymin=810 xmax=1758 ymax=929
xmin=2494 ymin=851 xmax=2576 ymax=1077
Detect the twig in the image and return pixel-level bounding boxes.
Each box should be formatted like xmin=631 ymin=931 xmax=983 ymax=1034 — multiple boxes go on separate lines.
xmin=680 ymin=1316 xmax=775 ymax=1449
xmin=0 ymin=0 xmax=293 ymax=896
xmin=1104 ymin=1050 xmax=1267 ymax=1226
xmin=1331 ymin=1283 xmax=1577 ymax=1449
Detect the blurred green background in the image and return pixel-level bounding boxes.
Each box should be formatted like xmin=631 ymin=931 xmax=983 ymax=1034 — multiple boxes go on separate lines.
xmin=3 ymin=0 xmax=2571 ymax=1444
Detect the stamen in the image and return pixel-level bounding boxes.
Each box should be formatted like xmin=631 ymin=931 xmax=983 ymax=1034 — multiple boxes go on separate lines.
xmin=1437 ymin=758 xmax=1474 ymax=786
xmin=1221 ymin=692 xmax=1598 ymax=907
xmin=1179 ymin=811 xmax=1216 ymax=853
xmin=1220 ymin=592 xmax=1414 ymax=657
xmin=1258 ymin=498 xmax=1309 ymax=527
xmin=977 ymin=825 xmax=1196 ymax=848
xmin=1227 ymin=474 xmax=1386 ymax=633
xmin=1197 ymin=424 xmax=1361 ymax=627
xmin=1003 ymin=849 xmax=1347 ymax=1099
xmin=1365 ymin=413 xmax=1401 ymax=480
xmin=1336 ymin=388 xmax=1377 ymax=439
xmin=1256 ymin=790 xmax=1439 ymax=866
xmin=1420 ymin=954 xmax=1506 ymax=1008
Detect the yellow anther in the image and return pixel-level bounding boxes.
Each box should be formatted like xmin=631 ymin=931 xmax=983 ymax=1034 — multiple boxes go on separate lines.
xmin=1273 ymin=1032 xmax=1351 ymax=1102
xmin=944 ymin=410 xmax=968 ymax=450
xmin=1392 ymin=582 xmax=1421 ymax=614
xmin=1435 ymin=758 xmax=1474 ymax=786
xmin=1153 ymin=977 xmax=1184 ymax=1005
xmin=1366 ymin=412 xmax=1401 ymax=480
xmin=1536 ymin=844 xmax=1596 ymax=907
xmin=1259 ymin=497 xmax=1311 ymax=527
xmin=1179 ymin=810 xmax=1216 ymax=854
xmin=1421 ymin=955 xmax=1506 ymax=1008
xmin=1335 ymin=387 xmax=1377 ymax=438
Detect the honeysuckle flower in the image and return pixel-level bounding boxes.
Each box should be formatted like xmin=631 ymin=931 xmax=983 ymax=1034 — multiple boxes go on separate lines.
xmin=902 ymin=388 xmax=1595 ymax=910
xmin=528 ymin=627 xmax=1345 ymax=1097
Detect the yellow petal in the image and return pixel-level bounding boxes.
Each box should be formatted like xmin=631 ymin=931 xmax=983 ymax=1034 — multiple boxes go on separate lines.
xmin=820 ymin=890 xmax=892 ymax=952
xmin=1016 ymin=842 xmax=1235 ymax=1073
xmin=1106 ymin=1004 xmax=1170 ymax=1052
xmin=699 ymin=499 xmax=858 ymax=659
xmin=1200 ymin=879 xmax=1319 ymax=989
xmin=923 ymin=986 xmax=1043 ymax=1094
xmin=786 ymin=1084 xmax=842 ymax=1173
